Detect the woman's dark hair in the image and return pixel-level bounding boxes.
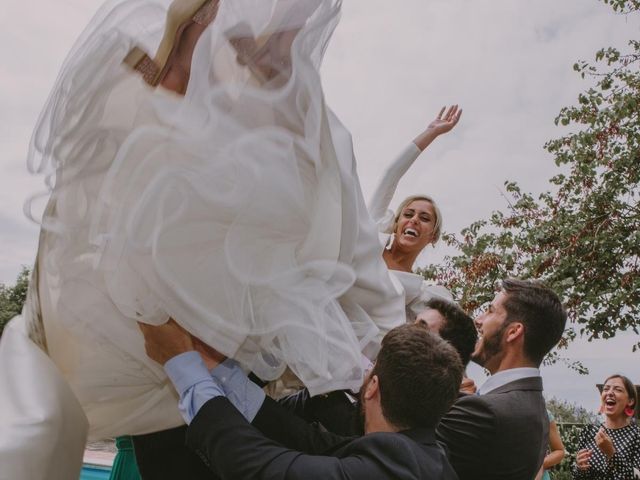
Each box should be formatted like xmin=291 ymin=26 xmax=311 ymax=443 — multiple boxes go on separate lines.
xmin=604 ymin=374 xmax=638 ymax=417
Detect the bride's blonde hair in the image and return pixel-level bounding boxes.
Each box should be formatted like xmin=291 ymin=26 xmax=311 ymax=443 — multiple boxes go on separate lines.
xmin=389 ymin=195 xmax=443 ymax=245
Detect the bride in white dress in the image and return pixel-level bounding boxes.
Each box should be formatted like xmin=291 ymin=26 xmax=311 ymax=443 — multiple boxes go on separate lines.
xmin=369 ymin=105 xmax=462 ymax=320
xmin=0 ymin=1 xmax=405 ymax=477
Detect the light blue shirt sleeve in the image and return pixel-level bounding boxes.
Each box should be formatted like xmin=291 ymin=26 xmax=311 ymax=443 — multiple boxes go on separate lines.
xmin=164 ymin=352 xmax=265 ymax=424
xmin=207 ymin=358 xmax=266 ymax=422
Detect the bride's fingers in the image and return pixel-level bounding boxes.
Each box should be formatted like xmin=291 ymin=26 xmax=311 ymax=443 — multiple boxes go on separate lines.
xmin=445 ymin=104 xmax=458 ymax=121
xmin=452 ymin=108 xmax=463 ymax=124
xmin=436 ymin=106 xmax=446 ymax=120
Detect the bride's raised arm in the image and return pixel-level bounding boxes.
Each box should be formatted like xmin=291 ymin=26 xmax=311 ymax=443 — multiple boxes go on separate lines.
xmin=368 ymin=105 xmax=462 ymax=227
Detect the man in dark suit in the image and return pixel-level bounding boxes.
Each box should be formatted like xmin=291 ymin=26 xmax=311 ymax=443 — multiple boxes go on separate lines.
xmin=436 ymin=278 xmax=567 ymax=480
xmin=278 ymin=297 xmax=478 ymax=437
xmin=139 ymin=322 xmax=463 ymax=480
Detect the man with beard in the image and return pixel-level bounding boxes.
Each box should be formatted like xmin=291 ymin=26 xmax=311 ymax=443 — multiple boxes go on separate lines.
xmin=278 ymin=297 xmax=479 ymax=436
xmin=436 ymin=278 xmax=567 ymax=480
xmin=139 ymin=322 xmax=463 ymax=480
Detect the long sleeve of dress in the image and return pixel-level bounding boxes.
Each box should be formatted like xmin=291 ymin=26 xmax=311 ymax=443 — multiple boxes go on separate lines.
xmin=571 ymin=423 xmax=640 ymax=480
xmin=368 ymin=143 xmax=421 ymax=228
xmin=602 ymin=426 xmax=640 ymax=479
xmin=604 ymin=450 xmax=640 ymax=479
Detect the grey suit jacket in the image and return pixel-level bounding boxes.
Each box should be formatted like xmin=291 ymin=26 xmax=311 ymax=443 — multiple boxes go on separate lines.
xmin=436 ymin=376 xmax=549 ymax=480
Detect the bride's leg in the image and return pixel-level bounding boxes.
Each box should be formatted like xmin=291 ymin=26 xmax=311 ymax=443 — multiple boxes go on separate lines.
xmin=227 ymin=0 xmax=325 ymax=87
xmin=124 ymin=0 xmax=219 ymax=93
xmin=228 ymin=26 xmax=301 ymax=87
xmin=159 ymin=20 xmax=210 ymax=95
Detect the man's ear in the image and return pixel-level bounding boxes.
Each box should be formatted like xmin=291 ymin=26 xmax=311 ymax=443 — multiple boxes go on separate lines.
xmin=363 ymin=375 xmax=380 ymax=401
xmin=505 ymin=322 xmax=524 ymax=344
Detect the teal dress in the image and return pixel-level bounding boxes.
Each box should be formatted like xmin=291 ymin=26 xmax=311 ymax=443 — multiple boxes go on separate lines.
xmin=109 ymin=436 xmax=141 ymax=480
xmin=541 ymin=411 xmax=554 ymax=480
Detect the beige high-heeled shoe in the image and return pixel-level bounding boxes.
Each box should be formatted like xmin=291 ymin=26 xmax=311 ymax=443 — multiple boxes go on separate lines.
xmin=228 ymin=27 xmax=301 ymax=86
xmin=123 ymin=0 xmax=219 ymax=88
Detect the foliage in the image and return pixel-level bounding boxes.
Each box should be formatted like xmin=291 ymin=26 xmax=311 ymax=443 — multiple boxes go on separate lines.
xmin=422 ymin=0 xmax=640 ymax=355
xmin=0 ymin=267 xmax=30 ymax=338
xmin=544 ymin=398 xmax=598 ymax=479
xmin=547 ymin=397 xmax=598 ymax=424
xmin=554 ymin=422 xmax=587 ymax=480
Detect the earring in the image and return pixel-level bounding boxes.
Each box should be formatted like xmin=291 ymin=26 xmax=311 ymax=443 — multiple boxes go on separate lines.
xmin=624 ymin=406 xmax=635 ymax=417
xmin=385 ymin=233 xmax=395 ymax=251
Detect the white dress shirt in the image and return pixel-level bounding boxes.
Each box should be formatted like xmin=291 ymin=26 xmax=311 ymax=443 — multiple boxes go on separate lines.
xmin=478 ymin=367 xmax=541 ymax=395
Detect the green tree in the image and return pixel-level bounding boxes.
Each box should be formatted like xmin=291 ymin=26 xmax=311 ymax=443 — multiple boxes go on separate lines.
xmin=547 ymin=397 xmax=598 ymax=424
xmin=0 ymin=267 xmax=30 ymax=338
xmin=423 ymin=0 xmax=640 ymax=354
xmin=546 ymin=398 xmax=599 ymax=480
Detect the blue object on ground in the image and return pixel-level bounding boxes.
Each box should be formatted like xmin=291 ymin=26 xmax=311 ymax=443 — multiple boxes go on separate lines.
xmin=80 ymin=464 xmax=112 ymax=480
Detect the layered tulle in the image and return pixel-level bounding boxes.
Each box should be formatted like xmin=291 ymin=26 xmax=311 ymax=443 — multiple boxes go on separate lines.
xmin=23 ymin=0 xmax=404 ymax=438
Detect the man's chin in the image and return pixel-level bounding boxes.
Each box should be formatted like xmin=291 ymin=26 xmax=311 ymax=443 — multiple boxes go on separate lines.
xmin=471 ymin=348 xmax=487 ymax=367
xmin=470 ymin=342 xmax=485 ymax=367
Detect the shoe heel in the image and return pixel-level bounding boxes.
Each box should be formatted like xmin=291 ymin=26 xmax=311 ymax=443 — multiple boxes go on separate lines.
xmin=154 ymin=0 xmax=219 ymax=76
xmin=123 ymin=46 xmax=161 ymax=86
xmin=122 ymin=0 xmax=219 ymax=89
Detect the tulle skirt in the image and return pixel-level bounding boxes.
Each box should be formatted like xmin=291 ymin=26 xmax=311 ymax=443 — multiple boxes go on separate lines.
xmin=22 ymin=0 xmax=404 ymax=438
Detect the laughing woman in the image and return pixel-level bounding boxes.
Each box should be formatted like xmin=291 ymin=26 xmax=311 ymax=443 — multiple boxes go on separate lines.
xmin=368 ymin=105 xmax=462 ymax=320
xmin=572 ymin=374 xmax=640 ymax=479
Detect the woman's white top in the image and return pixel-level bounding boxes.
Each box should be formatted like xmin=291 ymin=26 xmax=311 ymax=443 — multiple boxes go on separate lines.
xmin=367 ymin=143 xmax=453 ymax=319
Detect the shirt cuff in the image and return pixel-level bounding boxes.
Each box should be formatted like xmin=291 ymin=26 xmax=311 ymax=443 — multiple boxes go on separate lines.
xmin=164 ymin=351 xmax=212 ymax=396
xmin=210 ymin=358 xmax=266 ymax=422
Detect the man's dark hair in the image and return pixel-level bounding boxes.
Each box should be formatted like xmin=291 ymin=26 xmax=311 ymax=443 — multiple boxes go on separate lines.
xmin=372 ymin=323 xmax=463 ymax=429
xmin=424 ymin=298 xmax=477 ymax=366
xmin=501 ymin=278 xmax=567 ymax=365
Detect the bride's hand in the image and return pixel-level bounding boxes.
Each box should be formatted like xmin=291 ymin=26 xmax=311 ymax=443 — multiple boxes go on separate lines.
xmin=413 ymin=104 xmax=462 ymax=151
xmin=427 ymin=104 xmax=462 ymax=136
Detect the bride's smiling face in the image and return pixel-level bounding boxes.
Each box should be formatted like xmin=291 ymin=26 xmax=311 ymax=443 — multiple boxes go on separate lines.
xmin=393 ymin=200 xmax=437 ymax=253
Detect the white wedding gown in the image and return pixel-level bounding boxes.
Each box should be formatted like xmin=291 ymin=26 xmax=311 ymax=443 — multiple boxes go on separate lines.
xmin=0 ymin=0 xmax=405 ymax=476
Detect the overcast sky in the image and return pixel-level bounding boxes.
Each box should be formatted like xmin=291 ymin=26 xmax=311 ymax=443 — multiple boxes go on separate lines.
xmin=1 ymin=0 xmax=638 ymax=411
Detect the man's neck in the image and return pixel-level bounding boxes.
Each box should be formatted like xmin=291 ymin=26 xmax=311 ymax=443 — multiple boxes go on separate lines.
xmin=364 ymin=414 xmax=402 ymax=434
xmin=488 ymin=352 xmax=537 ymax=375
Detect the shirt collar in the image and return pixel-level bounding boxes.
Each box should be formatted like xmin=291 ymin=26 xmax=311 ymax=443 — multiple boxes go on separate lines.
xmin=478 ymin=367 xmax=541 ymax=395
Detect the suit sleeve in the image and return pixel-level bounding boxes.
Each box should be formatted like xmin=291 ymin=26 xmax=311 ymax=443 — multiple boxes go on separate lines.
xmin=254 ymin=396 xmax=351 ymax=453
xmin=436 ymin=395 xmax=496 ymax=467
xmin=186 ymin=397 xmax=400 ymax=480
xmin=277 ymin=387 xmax=315 ymax=422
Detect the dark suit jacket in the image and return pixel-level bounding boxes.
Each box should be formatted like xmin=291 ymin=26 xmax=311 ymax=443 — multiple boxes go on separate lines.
xmin=436 ymin=376 xmax=549 ymax=480
xmin=278 ymin=388 xmax=363 ymax=436
xmin=186 ymin=396 xmax=459 ymax=480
